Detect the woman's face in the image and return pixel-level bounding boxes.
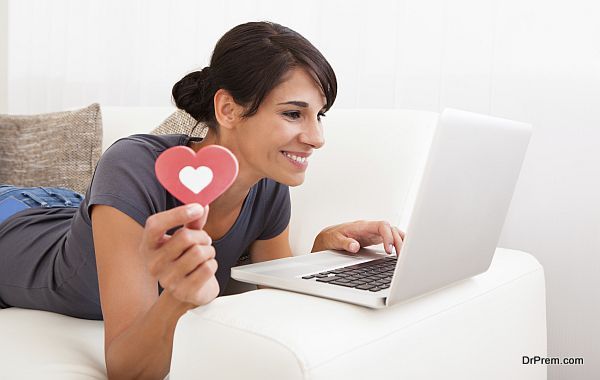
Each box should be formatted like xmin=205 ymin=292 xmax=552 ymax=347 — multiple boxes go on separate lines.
xmin=234 ymin=68 xmax=327 ymax=187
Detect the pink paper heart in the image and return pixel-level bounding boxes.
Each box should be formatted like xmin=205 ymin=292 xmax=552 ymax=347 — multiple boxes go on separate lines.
xmin=155 ymin=144 xmax=239 ymax=206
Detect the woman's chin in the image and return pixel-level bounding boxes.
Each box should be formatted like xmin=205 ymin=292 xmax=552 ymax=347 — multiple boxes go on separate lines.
xmin=277 ymin=172 xmax=306 ymax=187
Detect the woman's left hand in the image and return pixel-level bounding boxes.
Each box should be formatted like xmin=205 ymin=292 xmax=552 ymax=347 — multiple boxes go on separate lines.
xmin=311 ymin=220 xmax=405 ymax=255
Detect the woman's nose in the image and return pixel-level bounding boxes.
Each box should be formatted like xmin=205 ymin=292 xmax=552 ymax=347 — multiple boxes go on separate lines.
xmin=300 ymin=119 xmax=325 ymax=149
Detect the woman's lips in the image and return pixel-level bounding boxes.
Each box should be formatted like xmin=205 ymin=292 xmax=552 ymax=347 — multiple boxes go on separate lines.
xmin=281 ymin=151 xmax=308 ymax=170
xmin=281 ymin=150 xmax=311 ymax=158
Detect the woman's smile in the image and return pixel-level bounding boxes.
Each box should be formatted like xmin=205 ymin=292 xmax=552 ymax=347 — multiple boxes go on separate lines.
xmin=280 ymin=150 xmax=310 ymax=170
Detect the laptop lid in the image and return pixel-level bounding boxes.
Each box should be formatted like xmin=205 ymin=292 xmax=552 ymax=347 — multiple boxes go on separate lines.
xmin=387 ymin=108 xmax=532 ymax=305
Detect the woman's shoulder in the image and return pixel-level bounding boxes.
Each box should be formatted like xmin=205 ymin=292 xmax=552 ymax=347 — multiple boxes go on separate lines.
xmin=86 ymin=134 xmax=191 ymax=227
xmin=90 ymin=133 xmax=190 ymax=197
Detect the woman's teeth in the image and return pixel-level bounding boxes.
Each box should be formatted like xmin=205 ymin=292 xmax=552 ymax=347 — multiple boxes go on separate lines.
xmin=281 ymin=151 xmax=307 ymax=164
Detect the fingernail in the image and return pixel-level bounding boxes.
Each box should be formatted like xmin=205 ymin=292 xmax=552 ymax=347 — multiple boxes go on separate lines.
xmin=350 ymin=242 xmax=359 ymax=251
xmin=388 ymin=244 xmax=394 ymax=254
xmin=187 ymin=204 xmax=203 ymax=217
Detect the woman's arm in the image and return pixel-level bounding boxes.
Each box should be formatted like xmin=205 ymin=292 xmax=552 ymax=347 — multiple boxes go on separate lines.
xmin=104 ymin=289 xmax=190 ymax=378
xmin=91 ymin=204 xmax=216 ymax=379
xmin=248 ymin=225 xmax=292 ymax=263
xmin=248 ymin=225 xmax=292 ymax=290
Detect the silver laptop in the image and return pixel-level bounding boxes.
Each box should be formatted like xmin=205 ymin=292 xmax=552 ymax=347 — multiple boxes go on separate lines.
xmin=231 ymin=108 xmax=532 ymax=309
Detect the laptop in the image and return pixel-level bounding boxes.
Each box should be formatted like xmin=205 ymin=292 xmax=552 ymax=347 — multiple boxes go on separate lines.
xmin=231 ymin=108 xmax=532 ymax=309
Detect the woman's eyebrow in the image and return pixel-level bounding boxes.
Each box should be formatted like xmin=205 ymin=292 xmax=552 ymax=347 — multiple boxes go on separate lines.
xmin=278 ymin=100 xmax=309 ymax=107
xmin=277 ymin=100 xmax=327 ymax=110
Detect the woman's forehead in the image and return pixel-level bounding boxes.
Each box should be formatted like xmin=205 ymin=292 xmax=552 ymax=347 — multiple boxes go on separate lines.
xmin=269 ymin=76 xmax=326 ymax=108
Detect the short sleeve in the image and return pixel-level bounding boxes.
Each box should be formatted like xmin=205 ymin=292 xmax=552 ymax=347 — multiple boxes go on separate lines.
xmin=256 ymin=181 xmax=291 ymax=240
xmin=85 ymin=137 xmax=166 ymax=228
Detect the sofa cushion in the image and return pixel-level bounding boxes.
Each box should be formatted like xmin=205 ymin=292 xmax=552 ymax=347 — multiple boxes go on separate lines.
xmin=149 ymin=109 xmax=208 ymax=138
xmin=0 ymin=308 xmax=106 ymax=379
xmin=170 ymin=249 xmax=547 ymax=380
xmin=0 ymin=103 xmax=103 ymax=195
xmin=0 ymin=249 xmax=546 ymax=380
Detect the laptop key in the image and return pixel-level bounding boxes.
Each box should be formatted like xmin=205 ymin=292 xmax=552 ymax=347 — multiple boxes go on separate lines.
xmin=356 ymin=283 xmax=378 ymax=290
xmin=330 ymin=281 xmax=356 ymax=287
xmin=316 ymin=276 xmax=338 ymax=283
xmin=346 ymin=281 xmax=364 ymax=286
xmin=363 ymin=277 xmax=379 ymax=281
xmin=302 ymin=275 xmax=316 ymax=279
xmin=369 ymin=287 xmax=382 ymax=292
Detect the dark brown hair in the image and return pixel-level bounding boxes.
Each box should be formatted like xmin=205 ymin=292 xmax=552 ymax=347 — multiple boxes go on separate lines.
xmin=172 ymin=21 xmax=337 ymax=135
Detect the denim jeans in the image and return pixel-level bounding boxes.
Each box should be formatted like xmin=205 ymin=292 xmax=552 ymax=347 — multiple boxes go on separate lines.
xmin=0 ymin=185 xmax=85 ymax=220
xmin=0 ymin=184 xmax=95 ymax=315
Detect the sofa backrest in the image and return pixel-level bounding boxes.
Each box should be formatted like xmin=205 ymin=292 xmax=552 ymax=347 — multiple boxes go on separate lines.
xmin=287 ymin=109 xmax=438 ymax=254
xmin=100 ymin=106 xmax=177 ymax=153
xmin=100 ymin=106 xmax=438 ymax=255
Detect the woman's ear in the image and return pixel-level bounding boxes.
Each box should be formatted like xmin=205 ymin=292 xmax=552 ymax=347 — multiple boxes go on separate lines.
xmin=214 ymin=89 xmax=243 ymax=131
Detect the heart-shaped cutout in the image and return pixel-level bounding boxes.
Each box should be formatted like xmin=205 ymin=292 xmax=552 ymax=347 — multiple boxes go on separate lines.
xmin=179 ymin=166 xmax=213 ymax=194
xmin=155 ymin=144 xmax=239 ymax=206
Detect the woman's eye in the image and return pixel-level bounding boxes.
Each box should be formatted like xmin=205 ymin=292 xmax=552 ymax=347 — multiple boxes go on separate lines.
xmin=283 ymin=111 xmax=301 ymax=120
xmin=283 ymin=111 xmax=326 ymax=121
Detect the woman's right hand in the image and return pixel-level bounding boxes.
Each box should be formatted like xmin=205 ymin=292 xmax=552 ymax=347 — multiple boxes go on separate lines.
xmin=140 ymin=203 xmax=219 ymax=308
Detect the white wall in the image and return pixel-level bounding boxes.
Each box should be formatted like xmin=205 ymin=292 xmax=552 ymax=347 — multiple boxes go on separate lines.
xmin=6 ymin=0 xmax=599 ymax=378
xmin=492 ymin=4 xmax=599 ymax=380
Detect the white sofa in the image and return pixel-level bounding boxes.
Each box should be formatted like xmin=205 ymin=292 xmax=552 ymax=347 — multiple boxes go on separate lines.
xmin=0 ymin=107 xmax=548 ymax=379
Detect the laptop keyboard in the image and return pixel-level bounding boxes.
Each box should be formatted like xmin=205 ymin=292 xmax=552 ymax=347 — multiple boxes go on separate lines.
xmin=301 ymin=256 xmax=397 ymax=292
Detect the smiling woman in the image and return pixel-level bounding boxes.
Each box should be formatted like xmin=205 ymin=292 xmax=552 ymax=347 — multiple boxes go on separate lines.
xmin=0 ymin=21 xmax=404 ymax=379
xmin=185 ymin=66 xmax=330 ymax=190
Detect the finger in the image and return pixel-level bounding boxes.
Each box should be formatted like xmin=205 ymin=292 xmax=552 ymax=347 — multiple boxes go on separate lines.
xmin=377 ymin=221 xmax=396 ymax=254
xmin=173 ymin=244 xmax=215 ymax=280
xmin=161 ymin=245 xmax=216 ymax=291
xmin=160 ymin=227 xmax=212 ymax=261
xmin=158 ymin=233 xmax=172 ymax=245
xmin=396 ymin=227 xmax=406 ymax=241
xmin=177 ymin=258 xmax=219 ymax=303
xmin=185 ymin=204 xmax=210 ymax=231
xmin=143 ymin=204 xmax=205 ymax=251
xmin=336 ymin=232 xmax=361 ymax=253
xmin=149 ymin=228 xmax=212 ymax=276
xmin=391 ymin=226 xmax=404 ymax=256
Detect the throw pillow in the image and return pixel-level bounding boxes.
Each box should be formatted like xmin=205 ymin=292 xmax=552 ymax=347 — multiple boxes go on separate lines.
xmin=0 ymin=103 xmax=103 ymax=195
xmin=149 ymin=109 xmax=208 ymax=138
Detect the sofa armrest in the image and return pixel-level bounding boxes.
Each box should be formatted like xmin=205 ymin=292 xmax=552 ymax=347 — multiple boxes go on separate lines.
xmin=170 ymin=249 xmax=547 ymax=380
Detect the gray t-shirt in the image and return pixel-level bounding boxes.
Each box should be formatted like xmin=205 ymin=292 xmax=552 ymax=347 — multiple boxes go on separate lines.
xmin=0 ymin=134 xmax=290 ymax=320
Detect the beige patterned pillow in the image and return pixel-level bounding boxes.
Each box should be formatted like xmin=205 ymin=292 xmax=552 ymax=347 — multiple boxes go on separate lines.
xmin=0 ymin=103 xmax=103 ymax=195
xmin=149 ymin=109 xmax=208 ymax=138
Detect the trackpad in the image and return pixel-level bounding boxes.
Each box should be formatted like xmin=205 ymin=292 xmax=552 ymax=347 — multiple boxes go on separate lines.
xmin=256 ymin=247 xmax=388 ymax=277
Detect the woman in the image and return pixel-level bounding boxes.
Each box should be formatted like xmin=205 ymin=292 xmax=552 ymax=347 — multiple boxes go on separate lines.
xmin=0 ymin=21 xmax=404 ymax=378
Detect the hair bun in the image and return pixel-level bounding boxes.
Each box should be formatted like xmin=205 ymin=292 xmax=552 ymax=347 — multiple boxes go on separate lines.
xmin=172 ymin=67 xmax=213 ymax=122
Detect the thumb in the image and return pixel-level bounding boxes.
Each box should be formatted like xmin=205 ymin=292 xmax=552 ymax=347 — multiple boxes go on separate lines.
xmin=185 ymin=204 xmax=209 ymax=231
xmin=336 ymin=233 xmax=360 ymax=253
